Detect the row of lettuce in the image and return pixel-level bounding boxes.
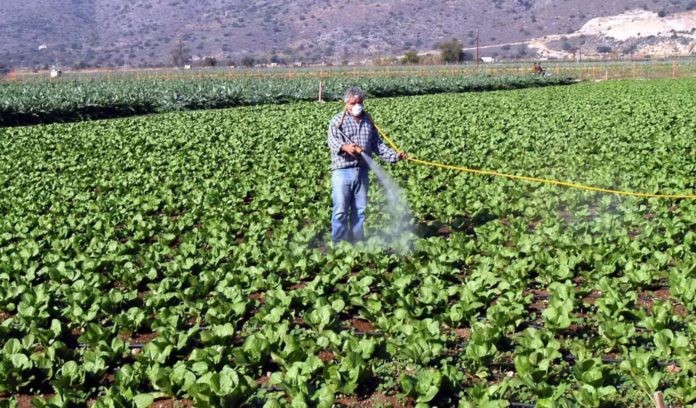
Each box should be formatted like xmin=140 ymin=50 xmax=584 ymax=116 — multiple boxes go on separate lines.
xmin=0 ymin=80 xmax=694 ymax=406
xmin=0 ymin=74 xmax=573 ymax=127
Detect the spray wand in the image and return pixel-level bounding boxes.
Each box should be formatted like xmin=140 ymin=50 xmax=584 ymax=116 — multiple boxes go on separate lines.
xmin=337 ymin=129 xmax=364 ymax=156
xmin=336 ymin=110 xmax=365 ymax=157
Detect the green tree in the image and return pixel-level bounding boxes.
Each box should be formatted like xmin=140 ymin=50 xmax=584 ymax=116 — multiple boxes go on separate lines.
xmin=517 ymin=45 xmax=529 ymax=58
xmin=73 ymin=60 xmax=89 ymax=70
xmin=401 ymin=50 xmax=420 ymax=64
xmin=438 ymin=39 xmax=464 ymax=63
xmin=241 ymin=56 xmax=255 ymax=67
xmin=270 ymin=54 xmax=285 ymax=64
xmin=200 ymin=57 xmax=217 ymax=67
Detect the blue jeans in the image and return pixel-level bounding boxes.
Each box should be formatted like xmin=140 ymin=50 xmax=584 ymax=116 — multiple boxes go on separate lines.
xmin=331 ymin=167 xmax=369 ymax=243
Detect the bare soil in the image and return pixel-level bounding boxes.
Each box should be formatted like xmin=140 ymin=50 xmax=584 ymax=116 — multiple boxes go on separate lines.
xmin=151 ymin=398 xmax=194 ymax=408
xmin=335 ymin=392 xmax=414 ymax=408
xmin=350 ymin=318 xmax=377 ymax=333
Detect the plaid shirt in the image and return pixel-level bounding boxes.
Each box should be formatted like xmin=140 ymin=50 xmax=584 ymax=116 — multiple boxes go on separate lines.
xmin=327 ymin=110 xmax=398 ymax=170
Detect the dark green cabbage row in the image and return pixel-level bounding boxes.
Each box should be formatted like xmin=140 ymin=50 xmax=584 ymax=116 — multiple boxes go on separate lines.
xmin=0 ymin=74 xmax=573 ymax=127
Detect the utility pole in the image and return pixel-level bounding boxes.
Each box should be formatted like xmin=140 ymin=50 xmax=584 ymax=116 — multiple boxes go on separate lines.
xmin=476 ymin=29 xmax=480 ymax=70
xmin=178 ymin=38 xmax=184 ymax=69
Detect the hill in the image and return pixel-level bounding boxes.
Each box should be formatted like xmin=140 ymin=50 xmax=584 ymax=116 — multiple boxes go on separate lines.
xmin=0 ymin=0 xmax=694 ymax=68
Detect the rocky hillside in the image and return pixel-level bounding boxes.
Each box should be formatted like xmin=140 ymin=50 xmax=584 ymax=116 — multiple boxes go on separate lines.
xmin=0 ymin=0 xmax=694 ymax=68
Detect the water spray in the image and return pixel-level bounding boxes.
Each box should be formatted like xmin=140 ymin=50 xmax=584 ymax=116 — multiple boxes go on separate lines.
xmin=360 ymin=152 xmax=413 ymax=243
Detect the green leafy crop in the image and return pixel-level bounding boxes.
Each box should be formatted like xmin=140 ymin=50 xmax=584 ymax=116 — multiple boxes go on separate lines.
xmin=0 ymin=79 xmax=694 ymax=406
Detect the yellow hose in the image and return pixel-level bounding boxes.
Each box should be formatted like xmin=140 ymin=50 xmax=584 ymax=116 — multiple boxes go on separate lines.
xmin=374 ymin=123 xmax=696 ymax=200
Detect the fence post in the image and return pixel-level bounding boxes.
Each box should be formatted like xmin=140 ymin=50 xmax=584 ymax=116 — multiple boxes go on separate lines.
xmin=318 ymin=80 xmax=324 ymax=103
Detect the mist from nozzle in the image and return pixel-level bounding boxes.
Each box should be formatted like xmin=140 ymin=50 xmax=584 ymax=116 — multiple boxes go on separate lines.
xmin=360 ymin=152 xmax=414 ymax=249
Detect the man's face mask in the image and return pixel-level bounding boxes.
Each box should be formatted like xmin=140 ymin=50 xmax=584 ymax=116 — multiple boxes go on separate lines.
xmin=351 ymin=103 xmax=364 ymax=117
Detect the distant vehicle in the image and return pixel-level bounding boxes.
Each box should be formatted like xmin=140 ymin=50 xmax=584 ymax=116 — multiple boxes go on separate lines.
xmin=480 ymin=57 xmax=495 ymax=63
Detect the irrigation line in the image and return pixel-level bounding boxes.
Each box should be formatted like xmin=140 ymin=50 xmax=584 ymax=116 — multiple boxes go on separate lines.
xmin=374 ymin=124 xmax=696 ymax=200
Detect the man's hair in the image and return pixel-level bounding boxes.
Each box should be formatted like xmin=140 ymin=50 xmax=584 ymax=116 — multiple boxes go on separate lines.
xmin=343 ymin=86 xmax=365 ymax=102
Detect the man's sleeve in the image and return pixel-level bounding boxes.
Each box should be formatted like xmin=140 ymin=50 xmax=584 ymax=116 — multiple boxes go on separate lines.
xmin=328 ymin=119 xmax=345 ymax=155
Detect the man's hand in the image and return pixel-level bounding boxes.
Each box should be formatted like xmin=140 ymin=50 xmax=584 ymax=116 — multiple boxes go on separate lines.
xmin=340 ymin=144 xmax=364 ymax=157
xmin=397 ymin=151 xmax=408 ymax=161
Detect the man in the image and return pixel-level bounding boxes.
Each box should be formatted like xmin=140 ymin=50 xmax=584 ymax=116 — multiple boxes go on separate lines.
xmin=533 ymin=62 xmax=545 ymax=76
xmin=327 ymin=86 xmax=407 ymax=243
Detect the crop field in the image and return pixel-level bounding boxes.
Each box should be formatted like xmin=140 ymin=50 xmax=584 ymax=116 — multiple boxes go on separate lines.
xmin=8 ymin=58 xmax=696 ymax=84
xmin=6 ymin=58 xmax=696 ymax=127
xmin=0 ymin=79 xmax=695 ymax=407
xmin=0 ymin=73 xmax=571 ymax=127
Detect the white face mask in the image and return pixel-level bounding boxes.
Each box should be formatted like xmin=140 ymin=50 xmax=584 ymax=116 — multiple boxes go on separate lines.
xmin=351 ymin=104 xmax=364 ymax=117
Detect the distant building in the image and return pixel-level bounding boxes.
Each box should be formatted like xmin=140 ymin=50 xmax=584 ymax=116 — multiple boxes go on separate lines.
xmin=38 ymin=44 xmax=47 ymax=51
xmin=50 ymin=69 xmax=62 ymax=78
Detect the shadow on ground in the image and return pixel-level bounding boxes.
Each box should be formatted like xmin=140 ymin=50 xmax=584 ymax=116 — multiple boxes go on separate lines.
xmin=415 ymin=211 xmax=497 ymax=239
